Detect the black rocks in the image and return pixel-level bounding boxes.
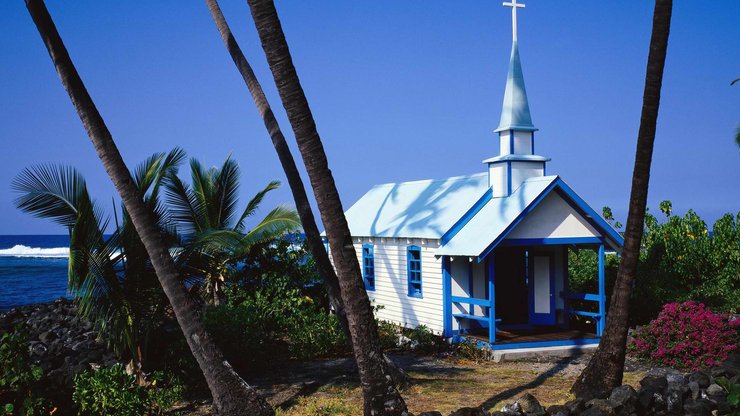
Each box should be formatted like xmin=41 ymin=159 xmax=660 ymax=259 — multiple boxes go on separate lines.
xmin=0 ymin=298 xmax=120 ymax=410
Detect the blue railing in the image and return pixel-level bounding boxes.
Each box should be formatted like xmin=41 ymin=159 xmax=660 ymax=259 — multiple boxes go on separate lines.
xmin=561 ymin=291 xmax=604 ymax=335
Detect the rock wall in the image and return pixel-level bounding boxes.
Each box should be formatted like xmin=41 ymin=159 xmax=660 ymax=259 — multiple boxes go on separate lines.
xmin=0 ymin=298 xmax=120 ymax=408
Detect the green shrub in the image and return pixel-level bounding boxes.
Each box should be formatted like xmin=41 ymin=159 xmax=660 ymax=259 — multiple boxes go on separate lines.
xmin=72 ymin=364 xmax=183 ymax=416
xmin=401 ymin=325 xmax=446 ymax=354
xmin=0 ymin=329 xmax=52 ymax=416
xmin=452 ymin=338 xmax=491 ymax=362
xmin=376 ymin=320 xmax=401 ymax=350
xmin=569 ymin=203 xmax=740 ymax=325
xmin=204 ymin=276 xmax=349 ymax=369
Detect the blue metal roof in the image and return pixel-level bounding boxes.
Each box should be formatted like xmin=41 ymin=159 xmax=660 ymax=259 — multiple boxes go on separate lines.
xmin=435 ymin=176 xmax=557 ymax=257
xmin=495 ymin=41 xmax=537 ymax=133
xmin=342 ymin=173 xmax=489 ymax=239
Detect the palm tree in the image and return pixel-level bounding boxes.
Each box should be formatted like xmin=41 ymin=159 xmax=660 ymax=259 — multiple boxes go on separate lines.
xmin=244 ymin=1 xmax=408 ymax=414
xmin=204 ymin=0 xmax=352 ymax=345
xmin=13 ymin=150 xmax=184 ymax=379
xmin=24 ymin=1 xmax=273 ymax=414
xmin=166 ymin=156 xmax=300 ymax=305
xmin=571 ymin=0 xmax=673 ymax=400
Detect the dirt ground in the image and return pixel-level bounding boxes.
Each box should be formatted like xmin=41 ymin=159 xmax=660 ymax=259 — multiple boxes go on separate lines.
xmin=173 ymin=353 xmax=647 ymax=415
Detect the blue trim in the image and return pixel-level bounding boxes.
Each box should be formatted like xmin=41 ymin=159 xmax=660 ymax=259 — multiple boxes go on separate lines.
xmin=441 ymin=188 xmax=493 ymax=244
xmin=362 ymin=244 xmax=375 ymax=291
xmin=531 ymin=131 xmax=535 ymax=154
xmin=563 ymin=292 xmax=601 ymax=301
xmin=528 ymin=253 xmax=556 ymax=326
xmin=487 ymin=255 xmax=496 ymax=343
xmin=454 ymin=335 xmax=600 ymax=351
xmin=567 ymin=310 xmax=600 ymax=318
xmin=451 ymin=295 xmax=490 ymax=307
xmin=407 ymin=245 xmax=423 ymax=298
xmin=509 ymin=129 xmax=514 ymax=155
xmin=453 ymin=313 xmax=489 ymax=323
xmin=477 ymin=178 xmax=624 ymax=262
xmin=597 ymin=244 xmax=606 ymax=336
xmin=562 ymin=248 xmax=570 ymax=329
xmin=467 ymin=261 xmax=474 ymax=314
xmin=506 ymin=161 xmax=512 ymax=195
xmin=501 ymin=237 xmax=604 ymax=246
xmin=442 ymin=256 xmax=452 ymax=337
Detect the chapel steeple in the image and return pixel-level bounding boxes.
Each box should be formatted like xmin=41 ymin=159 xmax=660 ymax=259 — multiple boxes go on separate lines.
xmin=485 ymin=0 xmax=549 ymax=197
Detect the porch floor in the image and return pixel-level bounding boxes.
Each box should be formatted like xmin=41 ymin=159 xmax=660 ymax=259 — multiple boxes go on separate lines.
xmin=464 ymin=328 xmax=598 ymax=345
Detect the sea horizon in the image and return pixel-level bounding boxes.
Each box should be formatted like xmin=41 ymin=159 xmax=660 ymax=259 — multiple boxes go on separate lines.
xmin=0 ymin=234 xmax=71 ymax=312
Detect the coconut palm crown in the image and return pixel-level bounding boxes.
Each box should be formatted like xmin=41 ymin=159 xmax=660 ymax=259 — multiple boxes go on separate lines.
xmin=166 ymin=156 xmax=301 ymax=305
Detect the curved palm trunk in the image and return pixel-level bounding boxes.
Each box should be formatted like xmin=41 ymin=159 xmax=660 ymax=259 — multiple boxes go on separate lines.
xmin=25 ymin=1 xmax=273 ymax=414
xmin=245 ymin=1 xmax=408 ymax=414
xmin=571 ymin=0 xmax=673 ymax=400
xmin=204 ymin=0 xmax=350 ymax=339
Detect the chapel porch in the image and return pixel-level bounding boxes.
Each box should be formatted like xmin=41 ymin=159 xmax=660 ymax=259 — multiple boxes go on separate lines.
xmin=441 ymin=238 xmax=608 ymax=351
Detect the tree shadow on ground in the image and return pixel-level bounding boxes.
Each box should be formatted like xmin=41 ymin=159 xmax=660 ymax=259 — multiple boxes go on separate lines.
xmin=473 ymin=354 xmax=584 ymax=412
xmin=250 ymin=354 xmax=472 ymax=410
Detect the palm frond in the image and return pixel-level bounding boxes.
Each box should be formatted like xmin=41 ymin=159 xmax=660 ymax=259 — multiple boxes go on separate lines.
xmin=133 ymin=152 xmax=166 ymax=197
xmin=189 ymin=158 xmax=215 ymax=231
xmin=150 ymin=147 xmax=186 ymax=202
xmin=234 ymin=205 xmax=301 ymax=257
xmin=234 ymin=180 xmax=281 ymax=232
xmin=165 ymin=173 xmax=207 ymax=236
xmin=213 ymin=156 xmax=241 ymax=230
xmin=12 ymin=164 xmax=90 ymax=228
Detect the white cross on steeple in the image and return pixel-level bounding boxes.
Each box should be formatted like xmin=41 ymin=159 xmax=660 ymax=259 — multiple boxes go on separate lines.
xmin=503 ymin=0 xmax=525 ymax=42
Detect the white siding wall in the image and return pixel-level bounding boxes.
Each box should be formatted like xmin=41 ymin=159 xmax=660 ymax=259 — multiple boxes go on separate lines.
xmin=340 ymin=237 xmax=444 ymax=334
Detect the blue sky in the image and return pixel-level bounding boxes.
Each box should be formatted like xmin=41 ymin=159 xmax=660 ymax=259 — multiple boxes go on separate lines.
xmin=0 ymin=1 xmax=738 ymax=235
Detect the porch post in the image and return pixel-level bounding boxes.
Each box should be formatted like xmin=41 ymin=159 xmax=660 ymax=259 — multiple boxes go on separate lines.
xmin=597 ymin=244 xmax=605 ymax=336
xmin=487 ymin=255 xmax=496 ymax=343
xmin=442 ymin=256 xmax=452 ymax=338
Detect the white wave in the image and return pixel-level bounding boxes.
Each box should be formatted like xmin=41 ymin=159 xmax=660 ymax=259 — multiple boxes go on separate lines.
xmin=0 ymin=245 xmax=69 ymax=258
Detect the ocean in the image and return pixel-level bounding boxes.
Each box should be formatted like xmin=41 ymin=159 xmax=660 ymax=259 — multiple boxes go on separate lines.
xmin=0 ymin=235 xmax=70 ymax=312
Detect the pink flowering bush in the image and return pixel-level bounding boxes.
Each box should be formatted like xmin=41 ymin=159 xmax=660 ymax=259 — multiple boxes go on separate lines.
xmin=628 ymin=301 xmax=739 ymax=370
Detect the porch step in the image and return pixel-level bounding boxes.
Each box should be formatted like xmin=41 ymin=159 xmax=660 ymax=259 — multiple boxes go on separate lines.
xmin=492 ymin=343 xmax=599 ymax=362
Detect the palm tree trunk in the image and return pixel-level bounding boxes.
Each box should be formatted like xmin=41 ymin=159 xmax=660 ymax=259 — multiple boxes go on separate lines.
xmin=571 ymin=0 xmax=673 ymax=400
xmin=245 ymin=1 xmax=408 ymax=414
xmin=25 ymin=1 xmax=273 ymax=414
xmin=204 ymin=0 xmax=350 ymax=340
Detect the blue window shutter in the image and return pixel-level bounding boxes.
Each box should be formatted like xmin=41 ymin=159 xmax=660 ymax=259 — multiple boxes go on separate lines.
xmin=362 ymin=244 xmax=375 ymax=291
xmin=407 ymin=245 xmax=422 ymax=298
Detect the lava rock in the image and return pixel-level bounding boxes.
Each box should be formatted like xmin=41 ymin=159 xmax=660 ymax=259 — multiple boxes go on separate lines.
xmin=639 ymin=375 xmax=668 ymax=394
xmin=688 ymin=372 xmax=712 ymax=389
xmin=565 ymin=398 xmax=586 ymax=414
xmin=545 ymin=404 xmax=570 ymax=416
xmin=516 ymin=393 xmax=545 ymax=416
xmin=706 ymin=384 xmax=726 ymax=398
xmin=585 ymin=399 xmax=616 ymax=416
xmin=682 ymin=399 xmax=712 ymax=416
xmin=609 ymin=384 xmax=637 ymax=411
xmin=448 ymin=407 xmax=489 ymax=416
xmin=498 ymin=402 xmax=521 ymax=415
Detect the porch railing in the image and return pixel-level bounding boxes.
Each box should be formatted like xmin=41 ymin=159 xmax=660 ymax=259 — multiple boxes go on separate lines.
xmin=450 ymin=296 xmax=500 ymax=343
xmin=561 ymin=291 xmax=604 ymax=335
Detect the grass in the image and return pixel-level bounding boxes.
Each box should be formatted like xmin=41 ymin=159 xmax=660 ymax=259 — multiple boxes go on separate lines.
xmin=272 ymin=357 xmax=646 ymax=415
